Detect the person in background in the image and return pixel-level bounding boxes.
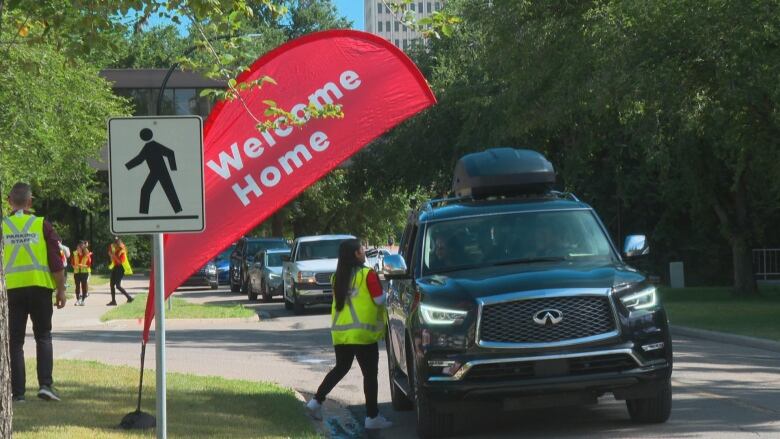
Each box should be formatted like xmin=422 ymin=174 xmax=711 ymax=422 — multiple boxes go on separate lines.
xmin=71 ymin=240 xmax=92 ymax=306
xmin=306 ymin=239 xmax=392 ymax=430
xmin=107 ymin=236 xmax=133 ymax=305
xmin=59 ymin=240 xmax=70 ymax=289
xmin=2 ymin=182 xmax=66 ymax=402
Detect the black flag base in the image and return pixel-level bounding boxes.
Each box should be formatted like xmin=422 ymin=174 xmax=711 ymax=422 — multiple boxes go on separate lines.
xmin=120 ymin=341 xmax=154 ymax=430
xmin=120 ymin=410 xmax=156 ymax=430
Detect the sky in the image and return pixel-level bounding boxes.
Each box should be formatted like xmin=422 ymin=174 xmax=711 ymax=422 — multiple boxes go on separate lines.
xmin=333 ymin=0 xmax=364 ymax=30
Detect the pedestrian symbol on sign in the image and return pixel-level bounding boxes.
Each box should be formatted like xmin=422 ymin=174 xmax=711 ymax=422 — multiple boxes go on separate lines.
xmin=125 ymin=128 xmax=183 ymax=215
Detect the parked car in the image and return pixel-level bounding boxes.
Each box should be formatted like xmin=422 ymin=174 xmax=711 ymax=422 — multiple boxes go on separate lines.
xmin=247 ymin=248 xmax=289 ymax=302
xmin=180 ymin=260 xmax=218 ymax=290
xmin=215 ymin=244 xmax=235 ymax=285
xmin=229 ymin=237 xmax=289 ymax=293
xmin=384 ymin=148 xmax=672 ymax=437
xmin=365 ymin=247 xmax=392 ymax=272
xmin=282 ymin=234 xmax=355 ymax=314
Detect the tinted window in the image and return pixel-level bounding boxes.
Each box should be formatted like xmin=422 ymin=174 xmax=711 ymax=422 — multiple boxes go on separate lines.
xmin=266 ymin=253 xmax=285 ymax=267
xmin=247 ymin=239 xmax=289 ymax=256
xmin=217 ymin=246 xmax=235 ymax=261
xmin=422 ymin=210 xmax=615 ymax=275
xmin=297 ymin=239 xmax=347 ymax=261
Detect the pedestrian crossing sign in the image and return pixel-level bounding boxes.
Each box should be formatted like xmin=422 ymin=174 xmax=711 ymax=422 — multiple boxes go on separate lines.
xmin=108 ymin=116 xmax=205 ymax=234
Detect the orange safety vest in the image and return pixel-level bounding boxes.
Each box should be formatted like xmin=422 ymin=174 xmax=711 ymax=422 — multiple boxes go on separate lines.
xmin=72 ymin=251 xmax=91 ymax=274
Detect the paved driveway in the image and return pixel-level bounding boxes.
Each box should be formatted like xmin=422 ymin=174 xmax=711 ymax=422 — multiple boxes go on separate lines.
xmin=29 ymin=279 xmax=780 ymax=438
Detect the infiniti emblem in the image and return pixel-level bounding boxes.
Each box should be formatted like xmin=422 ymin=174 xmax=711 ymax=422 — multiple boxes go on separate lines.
xmin=533 ymin=309 xmax=563 ymax=326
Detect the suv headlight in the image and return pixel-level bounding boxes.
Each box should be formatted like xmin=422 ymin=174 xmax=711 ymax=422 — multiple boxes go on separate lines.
xmin=620 ymin=286 xmax=658 ymax=311
xmin=420 ymin=303 xmax=468 ymax=325
xmin=206 ymin=264 xmax=217 ymax=274
xmin=269 ymin=273 xmax=280 ymax=280
xmin=296 ymin=271 xmax=316 ymax=283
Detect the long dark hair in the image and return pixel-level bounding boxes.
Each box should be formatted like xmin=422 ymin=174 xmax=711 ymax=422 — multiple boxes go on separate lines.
xmin=334 ymin=239 xmax=363 ymax=312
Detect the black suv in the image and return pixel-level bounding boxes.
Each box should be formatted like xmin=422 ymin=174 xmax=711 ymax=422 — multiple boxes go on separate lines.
xmin=229 ymin=237 xmax=289 ymax=293
xmin=383 ymin=149 xmax=672 ymax=437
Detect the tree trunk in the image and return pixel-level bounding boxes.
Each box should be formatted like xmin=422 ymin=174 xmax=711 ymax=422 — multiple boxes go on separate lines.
xmin=731 ymin=235 xmax=758 ymax=297
xmin=271 ymin=211 xmax=284 ymax=237
xmin=1 ymin=181 xmax=13 ymax=436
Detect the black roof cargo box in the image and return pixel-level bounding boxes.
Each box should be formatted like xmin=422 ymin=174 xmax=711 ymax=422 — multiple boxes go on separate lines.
xmin=452 ymin=148 xmax=555 ymax=198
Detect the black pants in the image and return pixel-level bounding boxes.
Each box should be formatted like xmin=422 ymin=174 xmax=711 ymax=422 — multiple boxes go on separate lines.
xmin=315 ymin=343 xmax=379 ymax=418
xmin=8 ymin=287 xmax=54 ymax=397
xmin=110 ymin=265 xmax=131 ymax=301
xmin=74 ymin=273 xmax=89 ymax=300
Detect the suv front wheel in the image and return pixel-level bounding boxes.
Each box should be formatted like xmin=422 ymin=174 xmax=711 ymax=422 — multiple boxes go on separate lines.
xmin=626 ymin=377 xmax=672 ymax=423
xmin=410 ymin=347 xmax=452 ymax=438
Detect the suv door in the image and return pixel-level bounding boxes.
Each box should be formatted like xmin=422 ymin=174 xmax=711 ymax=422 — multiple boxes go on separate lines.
xmin=388 ymin=222 xmax=419 ymax=376
xmin=282 ymin=239 xmax=299 ymax=300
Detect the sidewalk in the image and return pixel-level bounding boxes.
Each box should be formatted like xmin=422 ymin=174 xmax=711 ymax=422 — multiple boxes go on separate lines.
xmin=54 ymin=274 xmax=150 ymax=328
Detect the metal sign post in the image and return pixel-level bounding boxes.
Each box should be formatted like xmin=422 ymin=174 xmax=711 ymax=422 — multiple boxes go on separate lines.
xmin=154 ymin=233 xmax=166 ymax=439
xmin=107 ymin=115 xmax=204 ymax=439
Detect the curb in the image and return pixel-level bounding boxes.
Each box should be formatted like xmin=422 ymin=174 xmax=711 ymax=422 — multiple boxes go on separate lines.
xmin=672 ymin=325 xmax=780 ymax=353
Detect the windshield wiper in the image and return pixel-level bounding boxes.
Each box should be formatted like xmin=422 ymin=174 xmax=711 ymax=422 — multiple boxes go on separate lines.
xmin=492 ymin=257 xmax=567 ymax=266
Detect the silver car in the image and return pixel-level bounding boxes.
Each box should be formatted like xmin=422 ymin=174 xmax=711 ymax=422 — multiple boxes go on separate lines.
xmin=247 ymin=248 xmax=289 ymax=302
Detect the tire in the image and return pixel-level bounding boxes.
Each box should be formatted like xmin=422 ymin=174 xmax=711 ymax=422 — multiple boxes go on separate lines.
xmin=240 ymin=275 xmax=249 ymax=295
xmin=626 ymin=377 xmax=672 ymax=424
xmin=261 ymin=281 xmax=272 ymax=303
xmin=248 ymin=281 xmax=257 ymax=301
xmin=387 ymin=332 xmax=413 ymax=411
xmin=292 ymin=292 xmax=305 ymax=315
xmin=229 ymin=269 xmax=239 ymax=293
xmin=210 ymin=282 xmax=218 ymax=290
xmin=410 ymin=343 xmax=452 ymax=438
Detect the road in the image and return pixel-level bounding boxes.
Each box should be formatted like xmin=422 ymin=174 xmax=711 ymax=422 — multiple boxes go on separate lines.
xmin=32 ymin=278 xmax=780 ymax=438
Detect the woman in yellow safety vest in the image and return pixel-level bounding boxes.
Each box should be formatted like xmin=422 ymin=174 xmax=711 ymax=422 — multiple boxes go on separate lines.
xmin=306 ymin=239 xmax=392 ymax=430
xmin=71 ymin=240 xmax=92 ymax=306
xmin=107 ymin=236 xmax=134 ymax=305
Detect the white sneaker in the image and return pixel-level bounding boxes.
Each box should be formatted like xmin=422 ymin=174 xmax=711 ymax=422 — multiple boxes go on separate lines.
xmin=365 ymin=414 xmax=393 ymax=429
xmin=306 ymin=398 xmax=322 ymax=420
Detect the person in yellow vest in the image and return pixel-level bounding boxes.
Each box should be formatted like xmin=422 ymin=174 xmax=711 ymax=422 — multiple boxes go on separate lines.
xmin=306 ymin=239 xmax=392 ymax=430
xmin=2 ymin=182 xmax=66 ymax=403
xmin=107 ymin=236 xmax=133 ymax=305
xmin=71 ymin=240 xmax=92 ymax=306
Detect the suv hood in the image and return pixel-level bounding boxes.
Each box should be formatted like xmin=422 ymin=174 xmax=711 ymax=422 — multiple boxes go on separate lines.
xmin=293 ymin=259 xmax=338 ymax=272
xmin=416 ymin=262 xmax=645 ymax=301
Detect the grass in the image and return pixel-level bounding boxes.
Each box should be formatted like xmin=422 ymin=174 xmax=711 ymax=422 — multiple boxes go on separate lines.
xmin=100 ymin=294 xmax=256 ymax=322
xmin=659 ymin=286 xmax=780 ymax=341
xmin=13 ymin=359 xmax=318 ymax=439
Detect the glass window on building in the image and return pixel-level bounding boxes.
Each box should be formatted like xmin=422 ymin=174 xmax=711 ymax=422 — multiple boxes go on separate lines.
xmin=378 ymin=21 xmax=383 ymax=32
xmin=418 ymin=2 xmax=423 ymax=13
xmin=386 ymin=21 xmax=391 ymax=31
xmin=377 ymin=2 xmax=382 ymax=14
xmin=174 ymin=88 xmax=196 ymax=115
xmin=427 ymin=2 xmax=432 ymax=12
xmin=395 ymin=39 xmax=400 ymax=47
xmin=403 ymin=39 xmax=408 ymax=49
xmin=435 ymin=2 xmax=441 ymax=10
xmin=395 ymin=21 xmax=400 ymax=32
xmin=410 ymin=2 xmax=415 ymax=11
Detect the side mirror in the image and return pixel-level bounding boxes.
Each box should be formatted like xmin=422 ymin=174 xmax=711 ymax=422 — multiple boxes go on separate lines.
xmin=281 ymin=254 xmax=291 ymax=262
xmin=623 ymin=235 xmax=650 ymax=258
xmin=382 ymin=254 xmax=409 ymax=279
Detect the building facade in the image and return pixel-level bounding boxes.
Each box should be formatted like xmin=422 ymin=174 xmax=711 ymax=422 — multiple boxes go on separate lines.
xmin=364 ymin=1 xmax=445 ymax=51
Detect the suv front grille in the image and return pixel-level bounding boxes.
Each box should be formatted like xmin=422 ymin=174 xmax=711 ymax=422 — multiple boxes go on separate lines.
xmin=479 ymin=295 xmax=616 ymax=345
xmin=465 ymin=353 xmax=636 ymax=381
xmin=315 ymin=272 xmax=333 ymax=285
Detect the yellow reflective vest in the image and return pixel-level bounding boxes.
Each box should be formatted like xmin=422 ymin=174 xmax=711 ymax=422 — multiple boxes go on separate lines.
xmin=2 ymin=212 xmax=56 ymax=290
xmin=108 ymin=243 xmax=133 ymax=275
xmin=72 ymin=251 xmax=92 ymax=274
xmin=330 ymin=267 xmax=386 ymax=345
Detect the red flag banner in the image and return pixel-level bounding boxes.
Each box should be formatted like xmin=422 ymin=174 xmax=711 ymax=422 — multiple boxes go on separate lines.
xmin=142 ymin=30 xmax=436 ymax=341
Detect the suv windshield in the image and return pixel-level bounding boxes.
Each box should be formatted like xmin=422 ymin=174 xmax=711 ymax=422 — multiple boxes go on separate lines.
xmin=297 ymin=239 xmax=346 ymax=261
xmin=423 ymin=210 xmax=615 ymax=275
xmin=266 ymin=252 xmax=285 ymax=267
xmin=247 ymin=239 xmax=288 ymax=256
